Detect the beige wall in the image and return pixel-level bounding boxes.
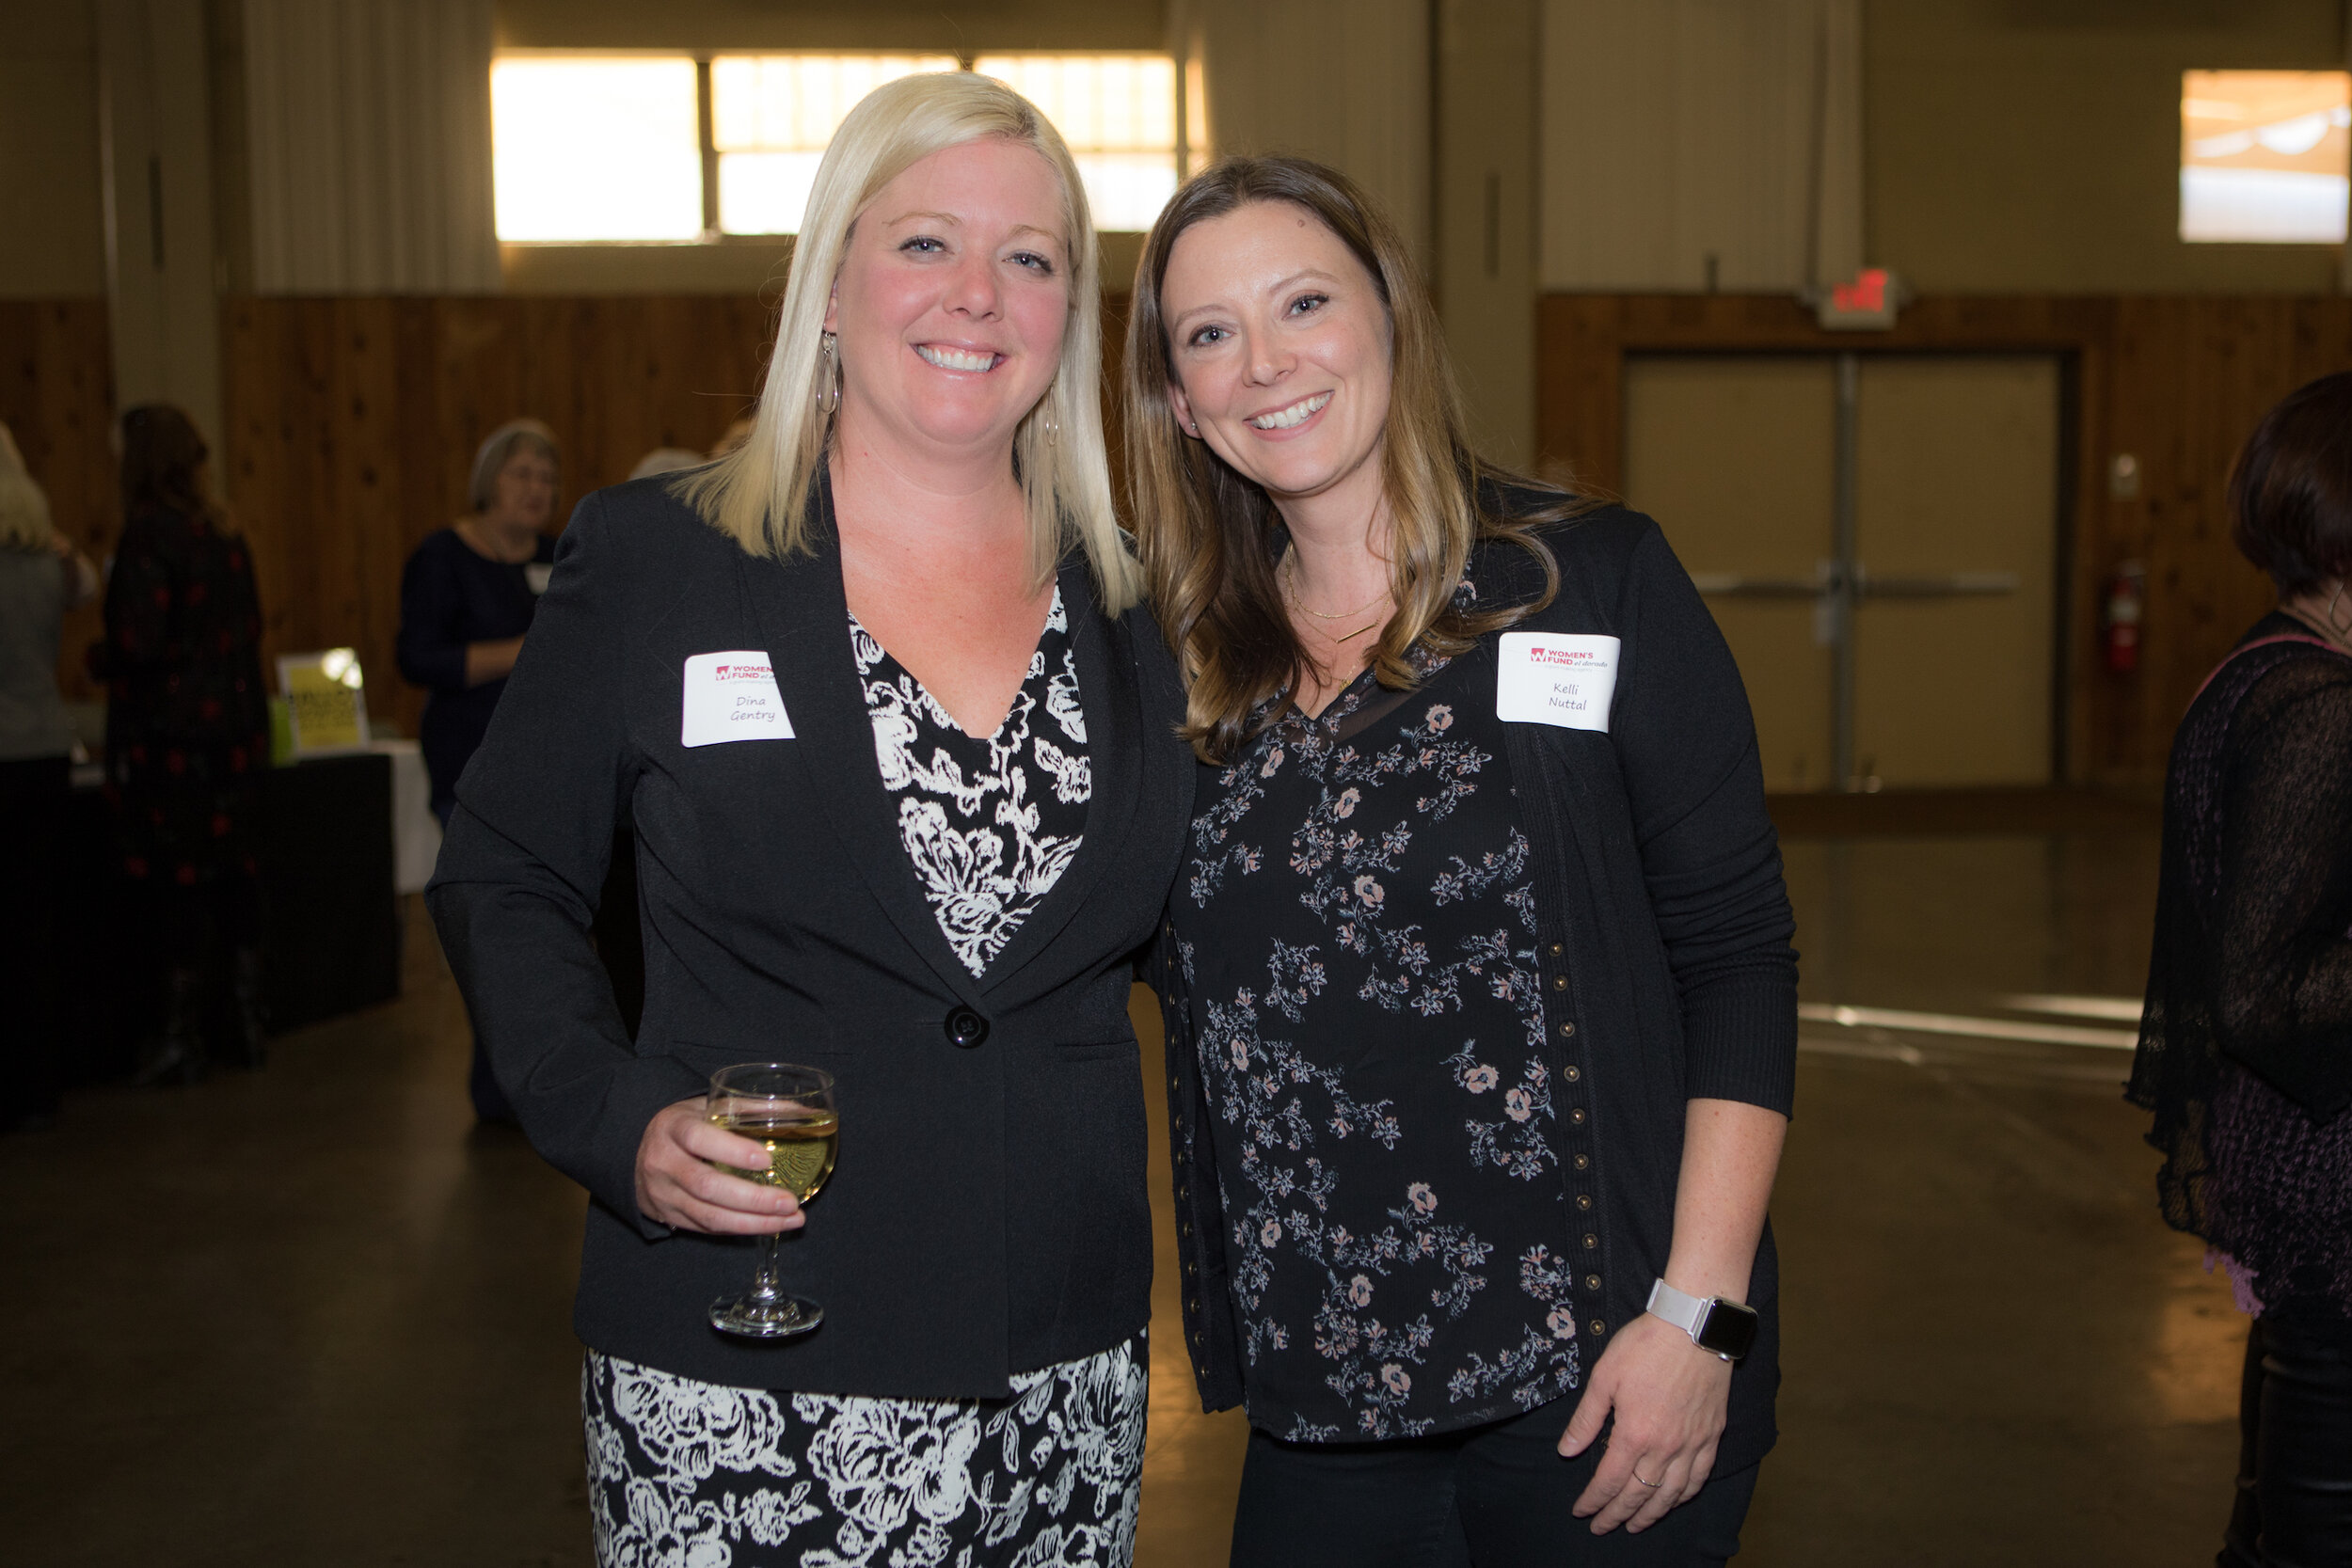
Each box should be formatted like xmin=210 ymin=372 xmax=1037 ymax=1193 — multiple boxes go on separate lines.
xmin=1436 ymin=0 xmax=1538 ymax=467
xmin=0 ymin=2 xmax=107 ymax=298
xmin=1865 ymin=0 xmax=2345 ymax=293
xmin=1179 ymin=0 xmax=1433 ymax=269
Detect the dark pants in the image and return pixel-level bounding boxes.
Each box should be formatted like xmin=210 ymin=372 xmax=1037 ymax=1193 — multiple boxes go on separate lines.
xmin=0 ymin=754 xmax=71 ymax=1127
xmin=1232 ymin=1398 xmax=1760 ymax=1568
xmin=2220 ymin=1309 xmax=2352 ymax=1568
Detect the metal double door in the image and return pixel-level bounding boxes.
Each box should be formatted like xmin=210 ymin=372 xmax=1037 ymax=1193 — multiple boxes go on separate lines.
xmin=1623 ymin=353 xmax=2062 ymax=792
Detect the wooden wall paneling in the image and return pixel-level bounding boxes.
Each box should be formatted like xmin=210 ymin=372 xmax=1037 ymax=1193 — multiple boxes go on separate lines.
xmin=1100 ymin=292 xmax=1133 ymax=510
xmin=389 ymin=299 xmax=447 ymax=742
xmin=0 ymin=300 xmax=117 ymax=705
xmin=221 ymin=294 xmax=788 ymax=742
xmin=332 ymin=299 xmax=412 ymax=743
xmin=2091 ymin=298 xmax=2352 ymax=779
xmin=228 ymin=296 xmax=325 ymax=697
xmin=2094 ymin=297 xmax=2184 ymax=776
xmin=429 ymin=300 xmax=523 ymax=537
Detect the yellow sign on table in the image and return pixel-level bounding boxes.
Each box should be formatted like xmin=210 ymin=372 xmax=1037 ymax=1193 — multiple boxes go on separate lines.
xmin=278 ymin=648 xmax=372 ymax=755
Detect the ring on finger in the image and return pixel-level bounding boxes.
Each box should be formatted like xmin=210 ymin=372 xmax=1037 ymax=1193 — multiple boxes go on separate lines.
xmin=1632 ymin=1469 xmax=1661 ymax=1488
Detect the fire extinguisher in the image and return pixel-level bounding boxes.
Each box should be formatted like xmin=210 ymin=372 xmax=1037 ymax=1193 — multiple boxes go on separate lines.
xmin=2102 ymin=562 xmax=2147 ymax=674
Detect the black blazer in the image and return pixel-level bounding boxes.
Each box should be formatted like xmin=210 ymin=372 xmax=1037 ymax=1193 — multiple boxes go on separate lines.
xmin=428 ymin=475 xmax=1194 ymax=1398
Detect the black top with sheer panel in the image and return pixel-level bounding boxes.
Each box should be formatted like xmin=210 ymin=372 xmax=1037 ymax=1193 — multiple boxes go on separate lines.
xmin=2129 ymin=611 xmax=2352 ymax=1323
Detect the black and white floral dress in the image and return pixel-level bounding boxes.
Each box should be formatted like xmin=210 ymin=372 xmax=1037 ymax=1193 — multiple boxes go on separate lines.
xmin=1170 ymin=589 xmax=1581 ymax=1443
xmin=583 ymin=588 xmax=1147 ymax=1568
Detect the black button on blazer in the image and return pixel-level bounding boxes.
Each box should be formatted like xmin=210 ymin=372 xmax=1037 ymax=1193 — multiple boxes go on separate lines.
xmin=428 ymin=474 xmax=1195 ymax=1398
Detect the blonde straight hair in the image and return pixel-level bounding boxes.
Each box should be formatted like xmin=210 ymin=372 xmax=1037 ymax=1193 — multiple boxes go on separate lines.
xmin=0 ymin=421 xmax=57 ymax=553
xmin=1125 ymin=156 xmax=1573 ymax=763
xmin=679 ymin=71 xmax=1138 ymax=612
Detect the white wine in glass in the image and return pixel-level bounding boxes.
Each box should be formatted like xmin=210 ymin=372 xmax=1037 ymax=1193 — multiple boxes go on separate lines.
xmin=705 ymin=1063 xmax=836 ymax=1338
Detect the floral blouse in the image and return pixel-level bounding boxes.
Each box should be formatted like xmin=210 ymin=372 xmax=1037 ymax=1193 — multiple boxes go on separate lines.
xmin=1173 ymin=606 xmax=1580 ymax=1441
xmin=851 ymin=588 xmax=1089 ymax=976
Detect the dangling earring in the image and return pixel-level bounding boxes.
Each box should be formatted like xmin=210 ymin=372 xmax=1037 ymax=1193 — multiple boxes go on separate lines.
xmin=2328 ymin=580 xmax=2351 ymax=635
xmin=1041 ymin=404 xmax=1059 ymax=447
xmin=818 ymin=332 xmax=841 ymax=416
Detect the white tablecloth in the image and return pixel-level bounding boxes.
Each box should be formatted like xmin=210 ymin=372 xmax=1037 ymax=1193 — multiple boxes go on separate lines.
xmin=371 ymin=739 xmax=443 ymax=895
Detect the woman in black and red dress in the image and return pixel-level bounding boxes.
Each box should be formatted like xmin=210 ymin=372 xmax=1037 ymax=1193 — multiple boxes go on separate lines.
xmin=102 ymin=404 xmax=270 ymax=1084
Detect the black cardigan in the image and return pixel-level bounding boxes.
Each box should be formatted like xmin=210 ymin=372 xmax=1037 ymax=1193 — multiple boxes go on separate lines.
xmin=1154 ymin=503 xmax=1799 ymax=1473
xmin=428 ymin=475 xmax=1195 ymax=1397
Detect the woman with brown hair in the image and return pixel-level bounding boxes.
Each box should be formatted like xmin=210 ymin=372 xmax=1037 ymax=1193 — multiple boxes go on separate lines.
xmin=2129 ymin=371 xmax=2352 ymax=1566
xmin=1129 ymin=158 xmax=1795 ymax=1564
xmin=101 ymin=404 xmax=270 ymax=1085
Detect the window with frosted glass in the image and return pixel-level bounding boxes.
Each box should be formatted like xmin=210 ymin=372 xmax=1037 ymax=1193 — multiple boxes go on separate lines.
xmin=712 ymin=55 xmax=961 ymax=234
xmin=492 ymin=57 xmax=704 ymax=242
xmin=2181 ymin=71 xmax=2352 ymax=244
xmin=974 ymin=55 xmax=1180 ymax=231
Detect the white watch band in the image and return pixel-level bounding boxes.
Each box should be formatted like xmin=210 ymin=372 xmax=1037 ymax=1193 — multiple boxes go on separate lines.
xmin=1645 ymin=1277 xmax=1708 ymax=1338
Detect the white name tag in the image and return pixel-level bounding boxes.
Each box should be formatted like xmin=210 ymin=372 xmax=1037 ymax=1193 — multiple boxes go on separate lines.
xmin=681 ymin=651 xmax=793 ymax=748
xmin=1496 ymin=632 xmax=1620 ymax=732
xmin=524 ymin=562 xmax=553 ymax=595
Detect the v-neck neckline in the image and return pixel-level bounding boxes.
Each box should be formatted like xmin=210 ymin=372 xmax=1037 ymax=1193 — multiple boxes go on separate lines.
xmin=848 ymin=585 xmax=1063 ymax=745
xmin=737 ymin=470 xmax=1146 ymax=1005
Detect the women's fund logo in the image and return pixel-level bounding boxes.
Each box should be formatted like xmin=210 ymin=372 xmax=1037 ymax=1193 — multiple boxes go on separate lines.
xmin=1496 ymin=633 xmax=1622 ymax=733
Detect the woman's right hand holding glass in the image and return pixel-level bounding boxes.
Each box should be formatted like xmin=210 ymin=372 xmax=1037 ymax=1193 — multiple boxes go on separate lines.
xmin=634 ymin=1099 xmax=805 ymax=1234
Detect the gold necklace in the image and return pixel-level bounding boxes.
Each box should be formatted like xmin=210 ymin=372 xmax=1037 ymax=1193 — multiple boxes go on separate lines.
xmin=1282 ymin=555 xmax=1390 ymax=641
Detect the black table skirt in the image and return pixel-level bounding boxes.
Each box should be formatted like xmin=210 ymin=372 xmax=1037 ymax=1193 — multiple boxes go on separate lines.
xmin=60 ymin=752 xmax=401 ymax=1081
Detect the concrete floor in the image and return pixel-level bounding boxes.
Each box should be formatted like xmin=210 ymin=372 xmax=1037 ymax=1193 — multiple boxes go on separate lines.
xmin=0 ymin=820 xmax=2245 ymax=1565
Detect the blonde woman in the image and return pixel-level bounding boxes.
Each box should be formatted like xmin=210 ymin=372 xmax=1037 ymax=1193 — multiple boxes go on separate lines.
xmin=1129 ymin=159 xmax=1794 ymax=1565
xmin=0 ymin=421 xmax=96 ymax=1131
xmin=429 ymin=73 xmax=1192 ymax=1565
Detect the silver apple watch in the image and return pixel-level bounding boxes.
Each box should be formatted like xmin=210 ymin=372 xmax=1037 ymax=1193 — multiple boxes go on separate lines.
xmin=1645 ymin=1278 xmax=1759 ymax=1364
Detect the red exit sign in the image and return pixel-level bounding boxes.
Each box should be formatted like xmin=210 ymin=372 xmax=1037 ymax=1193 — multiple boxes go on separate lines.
xmin=1815 ymin=268 xmax=1904 ymax=330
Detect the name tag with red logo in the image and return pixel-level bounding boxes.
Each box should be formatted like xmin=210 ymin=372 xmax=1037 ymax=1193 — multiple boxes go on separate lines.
xmin=681 ymin=651 xmax=793 ymax=747
xmin=1496 ymin=633 xmax=1619 ymax=732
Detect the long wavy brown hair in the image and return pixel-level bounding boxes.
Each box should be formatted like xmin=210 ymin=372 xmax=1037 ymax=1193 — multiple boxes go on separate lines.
xmin=1124 ymin=156 xmax=1576 ymax=764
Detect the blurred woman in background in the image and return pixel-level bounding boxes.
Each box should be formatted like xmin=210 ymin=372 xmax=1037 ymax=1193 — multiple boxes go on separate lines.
xmin=0 ymin=420 xmax=98 ymax=1130
xmin=103 ymin=404 xmax=269 ymax=1085
xmin=2130 ymin=371 xmax=2352 ymax=1568
xmin=396 ymin=417 xmax=561 ymax=825
xmin=397 ymin=418 xmax=559 ymax=1123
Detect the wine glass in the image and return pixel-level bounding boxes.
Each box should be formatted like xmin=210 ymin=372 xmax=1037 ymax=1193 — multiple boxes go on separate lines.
xmin=704 ymin=1063 xmax=837 ymax=1338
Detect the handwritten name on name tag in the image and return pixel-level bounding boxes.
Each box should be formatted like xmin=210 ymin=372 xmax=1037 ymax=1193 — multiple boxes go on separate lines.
xmin=1496 ymin=632 xmax=1620 ymax=732
xmin=681 ymin=651 xmax=794 ymax=748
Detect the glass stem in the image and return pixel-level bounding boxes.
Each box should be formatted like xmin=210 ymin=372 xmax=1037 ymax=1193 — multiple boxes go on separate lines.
xmin=750 ymin=1229 xmax=785 ymax=1303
